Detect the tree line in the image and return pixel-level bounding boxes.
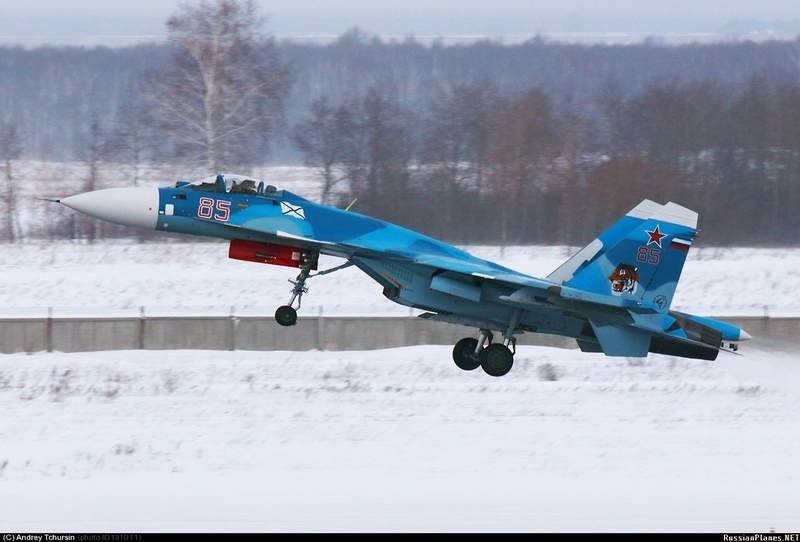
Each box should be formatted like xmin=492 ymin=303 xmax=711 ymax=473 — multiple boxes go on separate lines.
xmin=2 ymin=0 xmax=800 ymax=246
xmin=293 ymin=76 xmax=800 ymax=246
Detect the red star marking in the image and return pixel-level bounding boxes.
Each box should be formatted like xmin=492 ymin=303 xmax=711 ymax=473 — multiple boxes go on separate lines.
xmin=646 ymin=225 xmax=666 ymax=247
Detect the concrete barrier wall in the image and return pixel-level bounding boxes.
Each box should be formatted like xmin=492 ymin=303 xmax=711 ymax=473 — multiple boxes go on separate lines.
xmin=0 ymin=319 xmax=48 ymax=353
xmin=0 ymin=315 xmax=792 ymax=354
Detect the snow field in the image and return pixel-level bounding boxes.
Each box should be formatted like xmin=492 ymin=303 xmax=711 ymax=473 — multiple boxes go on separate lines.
xmin=0 ymin=242 xmax=799 ymax=317
xmin=1 ymin=345 xmax=799 ymax=531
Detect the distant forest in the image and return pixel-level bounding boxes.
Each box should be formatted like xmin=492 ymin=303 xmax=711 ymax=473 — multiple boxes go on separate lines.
xmin=2 ymin=30 xmax=800 ymax=245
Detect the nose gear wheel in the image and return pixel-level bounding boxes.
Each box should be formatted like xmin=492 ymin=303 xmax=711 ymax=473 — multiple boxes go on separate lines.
xmin=275 ymin=305 xmax=298 ymax=327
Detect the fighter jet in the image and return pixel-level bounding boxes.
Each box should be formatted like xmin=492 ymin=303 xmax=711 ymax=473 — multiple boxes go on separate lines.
xmin=55 ymin=173 xmax=751 ymax=377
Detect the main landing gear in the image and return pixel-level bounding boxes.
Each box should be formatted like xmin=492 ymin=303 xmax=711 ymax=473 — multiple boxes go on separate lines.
xmin=452 ymin=310 xmax=523 ymax=377
xmin=274 ymin=255 xmax=353 ymax=326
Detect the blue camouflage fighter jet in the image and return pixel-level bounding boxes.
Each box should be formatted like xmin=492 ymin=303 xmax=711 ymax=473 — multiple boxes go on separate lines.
xmin=56 ymin=173 xmax=750 ymax=377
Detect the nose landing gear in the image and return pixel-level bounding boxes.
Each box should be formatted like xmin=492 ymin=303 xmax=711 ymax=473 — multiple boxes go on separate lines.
xmin=274 ymin=255 xmax=354 ymax=326
xmin=274 ymin=256 xmax=317 ymax=327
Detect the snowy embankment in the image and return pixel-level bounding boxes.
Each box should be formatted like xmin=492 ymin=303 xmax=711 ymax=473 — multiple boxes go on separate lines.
xmin=0 ymin=242 xmax=797 ymax=318
xmin=1 ymin=345 xmax=799 ymax=532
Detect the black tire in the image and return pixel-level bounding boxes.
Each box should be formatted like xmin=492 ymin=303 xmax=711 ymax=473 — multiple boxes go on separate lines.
xmin=480 ymin=343 xmax=514 ymax=377
xmin=452 ymin=337 xmax=481 ymax=371
xmin=275 ymin=305 xmax=298 ymax=327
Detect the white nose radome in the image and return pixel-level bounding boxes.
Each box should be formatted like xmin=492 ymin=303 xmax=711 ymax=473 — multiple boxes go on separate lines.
xmin=59 ymin=187 xmax=159 ymax=230
xmin=738 ymin=329 xmax=753 ymax=341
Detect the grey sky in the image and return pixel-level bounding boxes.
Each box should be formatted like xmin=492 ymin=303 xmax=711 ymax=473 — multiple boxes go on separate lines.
xmin=1 ymin=0 xmax=799 ymax=46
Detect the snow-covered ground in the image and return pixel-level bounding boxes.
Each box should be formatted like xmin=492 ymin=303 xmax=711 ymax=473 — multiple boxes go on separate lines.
xmin=1 ymin=345 xmax=799 ymax=532
xmin=0 ymin=242 xmax=798 ymax=318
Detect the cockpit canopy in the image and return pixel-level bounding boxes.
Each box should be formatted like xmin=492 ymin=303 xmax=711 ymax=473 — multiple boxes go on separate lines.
xmin=176 ymin=174 xmax=282 ymax=196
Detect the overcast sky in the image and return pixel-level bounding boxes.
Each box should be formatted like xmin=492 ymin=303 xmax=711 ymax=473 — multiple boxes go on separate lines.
xmin=1 ymin=0 xmax=799 ymax=46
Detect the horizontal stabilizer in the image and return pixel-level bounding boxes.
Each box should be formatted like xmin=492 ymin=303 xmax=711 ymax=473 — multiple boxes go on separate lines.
xmin=649 ymin=334 xmax=719 ymax=361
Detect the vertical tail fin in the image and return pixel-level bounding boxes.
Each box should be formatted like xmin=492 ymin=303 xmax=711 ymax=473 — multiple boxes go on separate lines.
xmin=548 ymin=199 xmax=662 ymax=284
xmin=548 ymin=201 xmax=697 ymax=311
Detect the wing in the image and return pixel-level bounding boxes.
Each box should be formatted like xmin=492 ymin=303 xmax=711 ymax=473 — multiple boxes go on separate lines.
xmin=224 ymin=196 xmax=678 ymax=314
xmin=224 ymin=210 xmax=558 ymax=290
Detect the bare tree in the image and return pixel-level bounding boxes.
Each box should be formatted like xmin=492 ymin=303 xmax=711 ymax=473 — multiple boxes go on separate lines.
xmin=81 ymin=116 xmax=108 ymax=242
xmin=142 ymin=0 xmax=292 ymax=171
xmin=292 ymin=98 xmax=358 ymax=204
xmin=422 ymin=84 xmax=496 ymax=239
xmin=109 ymin=99 xmax=153 ymax=187
xmin=358 ymin=87 xmax=414 ymax=221
xmin=0 ymin=123 xmax=23 ymax=243
xmin=423 ymin=89 xmax=471 ymax=236
xmin=487 ymin=89 xmax=561 ymax=246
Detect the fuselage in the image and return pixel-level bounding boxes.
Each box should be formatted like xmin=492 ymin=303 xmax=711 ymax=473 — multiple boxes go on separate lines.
xmin=57 ymin=176 xmax=750 ymax=351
